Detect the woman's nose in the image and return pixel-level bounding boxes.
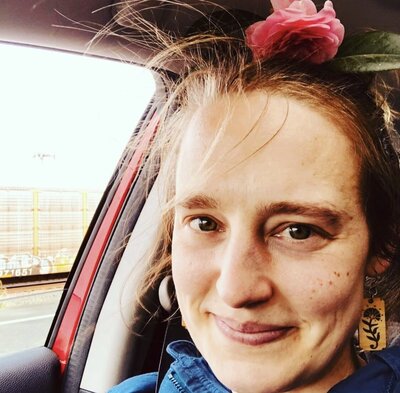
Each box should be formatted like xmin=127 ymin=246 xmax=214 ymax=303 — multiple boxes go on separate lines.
xmin=215 ymin=234 xmax=274 ymax=308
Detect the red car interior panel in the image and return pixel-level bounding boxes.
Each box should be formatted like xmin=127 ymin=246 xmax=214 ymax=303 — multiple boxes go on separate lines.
xmin=52 ymin=116 xmax=157 ymax=372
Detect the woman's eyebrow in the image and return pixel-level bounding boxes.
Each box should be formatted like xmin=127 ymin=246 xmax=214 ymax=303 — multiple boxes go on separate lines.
xmin=178 ymin=197 xmax=350 ymax=227
xmin=261 ymin=202 xmax=351 ymax=228
xmin=178 ymin=194 xmax=219 ymax=210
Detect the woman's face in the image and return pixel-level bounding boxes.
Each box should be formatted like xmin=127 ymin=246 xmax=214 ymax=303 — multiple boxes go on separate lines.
xmin=172 ymin=93 xmax=377 ymax=393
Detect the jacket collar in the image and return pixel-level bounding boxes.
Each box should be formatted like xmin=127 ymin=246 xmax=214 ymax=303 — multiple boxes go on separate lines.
xmin=166 ymin=341 xmax=231 ymax=393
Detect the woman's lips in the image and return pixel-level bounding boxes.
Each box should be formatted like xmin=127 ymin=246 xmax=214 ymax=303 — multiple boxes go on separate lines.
xmin=214 ymin=315 xmax=294 ymax=346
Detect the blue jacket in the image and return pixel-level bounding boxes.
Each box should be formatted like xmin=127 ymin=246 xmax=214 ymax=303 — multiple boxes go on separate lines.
xmin=109 ymin=340 xmax=400 ymax=393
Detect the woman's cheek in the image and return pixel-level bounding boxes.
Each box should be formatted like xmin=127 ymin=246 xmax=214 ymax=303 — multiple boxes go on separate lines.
xmin=293 ymin=268 xmax=364 ymax=317
xmin=171 ymin=235 xmax=215 ymax=299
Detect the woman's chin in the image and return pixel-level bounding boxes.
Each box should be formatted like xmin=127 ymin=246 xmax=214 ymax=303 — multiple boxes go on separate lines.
xmin=201 ymin=340 xmax=302 ymax=393
xmin=210 ymin=361 xmax=297 ymax=393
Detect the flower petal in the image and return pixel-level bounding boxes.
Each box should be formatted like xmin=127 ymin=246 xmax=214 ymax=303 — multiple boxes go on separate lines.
xmin=288 ymin=0 xmax=318 ymax=15
xmin=270 ymin=0 xmax=295 ymax=11
xmin=245 ymin=0 xmax=345 ymax=63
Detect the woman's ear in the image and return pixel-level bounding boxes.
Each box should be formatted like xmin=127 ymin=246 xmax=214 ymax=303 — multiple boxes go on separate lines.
xmin=366 ymin=256 xmax=391 ymax=276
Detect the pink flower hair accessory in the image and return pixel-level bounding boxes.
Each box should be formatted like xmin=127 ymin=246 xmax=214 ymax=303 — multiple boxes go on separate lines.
xmin=245 ymin=0 xmax=345 ymax=64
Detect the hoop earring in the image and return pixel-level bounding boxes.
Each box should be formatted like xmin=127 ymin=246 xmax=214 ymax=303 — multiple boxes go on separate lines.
xmin=158 ymin=275 xmax=187 ymax=328
xmin=358 ymin=279 xmax=387 ymax=351
xmin=158 ymin=275 xmax=175 ymax=313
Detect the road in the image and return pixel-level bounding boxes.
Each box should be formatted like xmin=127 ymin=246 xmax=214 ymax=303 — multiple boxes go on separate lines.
xmin=0 ymin=287 xmax=63 ymax=357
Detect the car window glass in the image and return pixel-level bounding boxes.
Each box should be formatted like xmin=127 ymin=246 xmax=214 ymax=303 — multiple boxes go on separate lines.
xmin=0 ymin=43 xmax=155 ymax=357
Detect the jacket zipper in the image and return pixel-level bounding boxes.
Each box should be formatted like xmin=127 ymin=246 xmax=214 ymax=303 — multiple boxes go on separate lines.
xmin=168 ymin=372 xmax=186 ymax=392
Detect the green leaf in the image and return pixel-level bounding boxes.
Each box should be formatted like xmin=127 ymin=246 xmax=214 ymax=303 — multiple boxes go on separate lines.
xmin=338 ymin=31 xmax=400 ymax=56
xmin=330 ymin=55 xmax=400 ymax=72
xmin=329 ymin=31 xmax=400 ymax=72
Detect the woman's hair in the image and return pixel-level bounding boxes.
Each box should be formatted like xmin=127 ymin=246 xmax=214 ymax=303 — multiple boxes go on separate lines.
xmin=103 ymin=4 xmax=400 ymax=318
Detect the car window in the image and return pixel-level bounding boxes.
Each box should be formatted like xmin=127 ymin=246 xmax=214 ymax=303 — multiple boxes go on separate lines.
xmin=0 ymin=43 xmax=155 ymax=357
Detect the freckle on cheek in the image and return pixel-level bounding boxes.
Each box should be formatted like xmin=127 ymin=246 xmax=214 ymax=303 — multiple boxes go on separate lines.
xmin=334 ymin=271 xmax=341 ymax=277
xmin=346 ymin=272 xmax=350 ymax=277
xmin=329 ymin=280 xmax=333 ymax=286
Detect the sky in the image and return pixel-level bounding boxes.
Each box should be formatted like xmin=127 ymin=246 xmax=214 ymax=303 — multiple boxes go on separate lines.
xmin=0 ymin=44 xmax=155 ymax=191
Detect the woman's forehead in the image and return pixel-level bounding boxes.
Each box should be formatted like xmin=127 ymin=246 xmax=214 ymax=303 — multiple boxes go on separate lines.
xmin=175 ymin=92 xmax=362 ymax=211
xmin=178 ymin=93 xmax=282 ymax=170
xmin=178 ymin=93 xmax=356 ymax=175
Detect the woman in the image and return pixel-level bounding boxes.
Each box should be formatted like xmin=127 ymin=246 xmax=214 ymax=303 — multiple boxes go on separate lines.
xmin=110 ymin=0 xmax=400 ymax=391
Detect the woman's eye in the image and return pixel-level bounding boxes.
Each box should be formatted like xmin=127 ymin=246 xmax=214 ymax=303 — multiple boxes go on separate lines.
xmin=270 ymin=223 xmax=331 ymax=252
xmin=189 ymin=217 xmax=218 ymax=232
xmin=286 ymin=224 xmax=312 ymax=240
xmin=274 ymin=224 xmax=316 ymax=241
